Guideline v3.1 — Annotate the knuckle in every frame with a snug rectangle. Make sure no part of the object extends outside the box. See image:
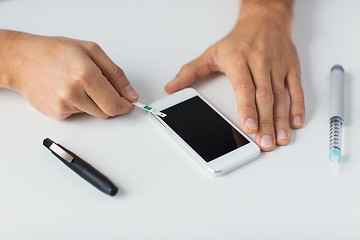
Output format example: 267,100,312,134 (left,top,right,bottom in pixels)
84,41,101,52
70,65,95,87
238,103,257,114
179,63,198,79
104,104,120,117
225,51,245,67
110,65,126,82
180,63,192,73
274,115,288,123
103,102,132,117
234,81,255,93
292,101,305,109
227,51,242,61
117,104,133,115
58,86,77,101
296,88,305,98
71,66,88,81
289,67,301,80
223,52,250,76
256,87,273,101
259,119,273,128
53,100,69,117
273,87,286,99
